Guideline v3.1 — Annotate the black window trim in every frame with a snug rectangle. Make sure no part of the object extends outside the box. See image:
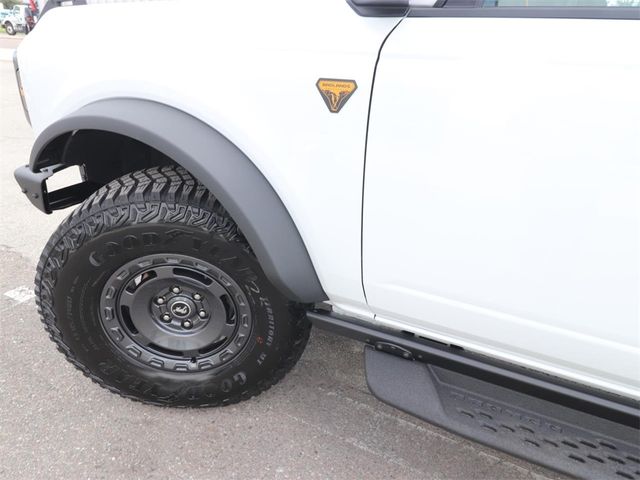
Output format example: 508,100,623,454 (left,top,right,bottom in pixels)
347,0,640,18
410,5,640,19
